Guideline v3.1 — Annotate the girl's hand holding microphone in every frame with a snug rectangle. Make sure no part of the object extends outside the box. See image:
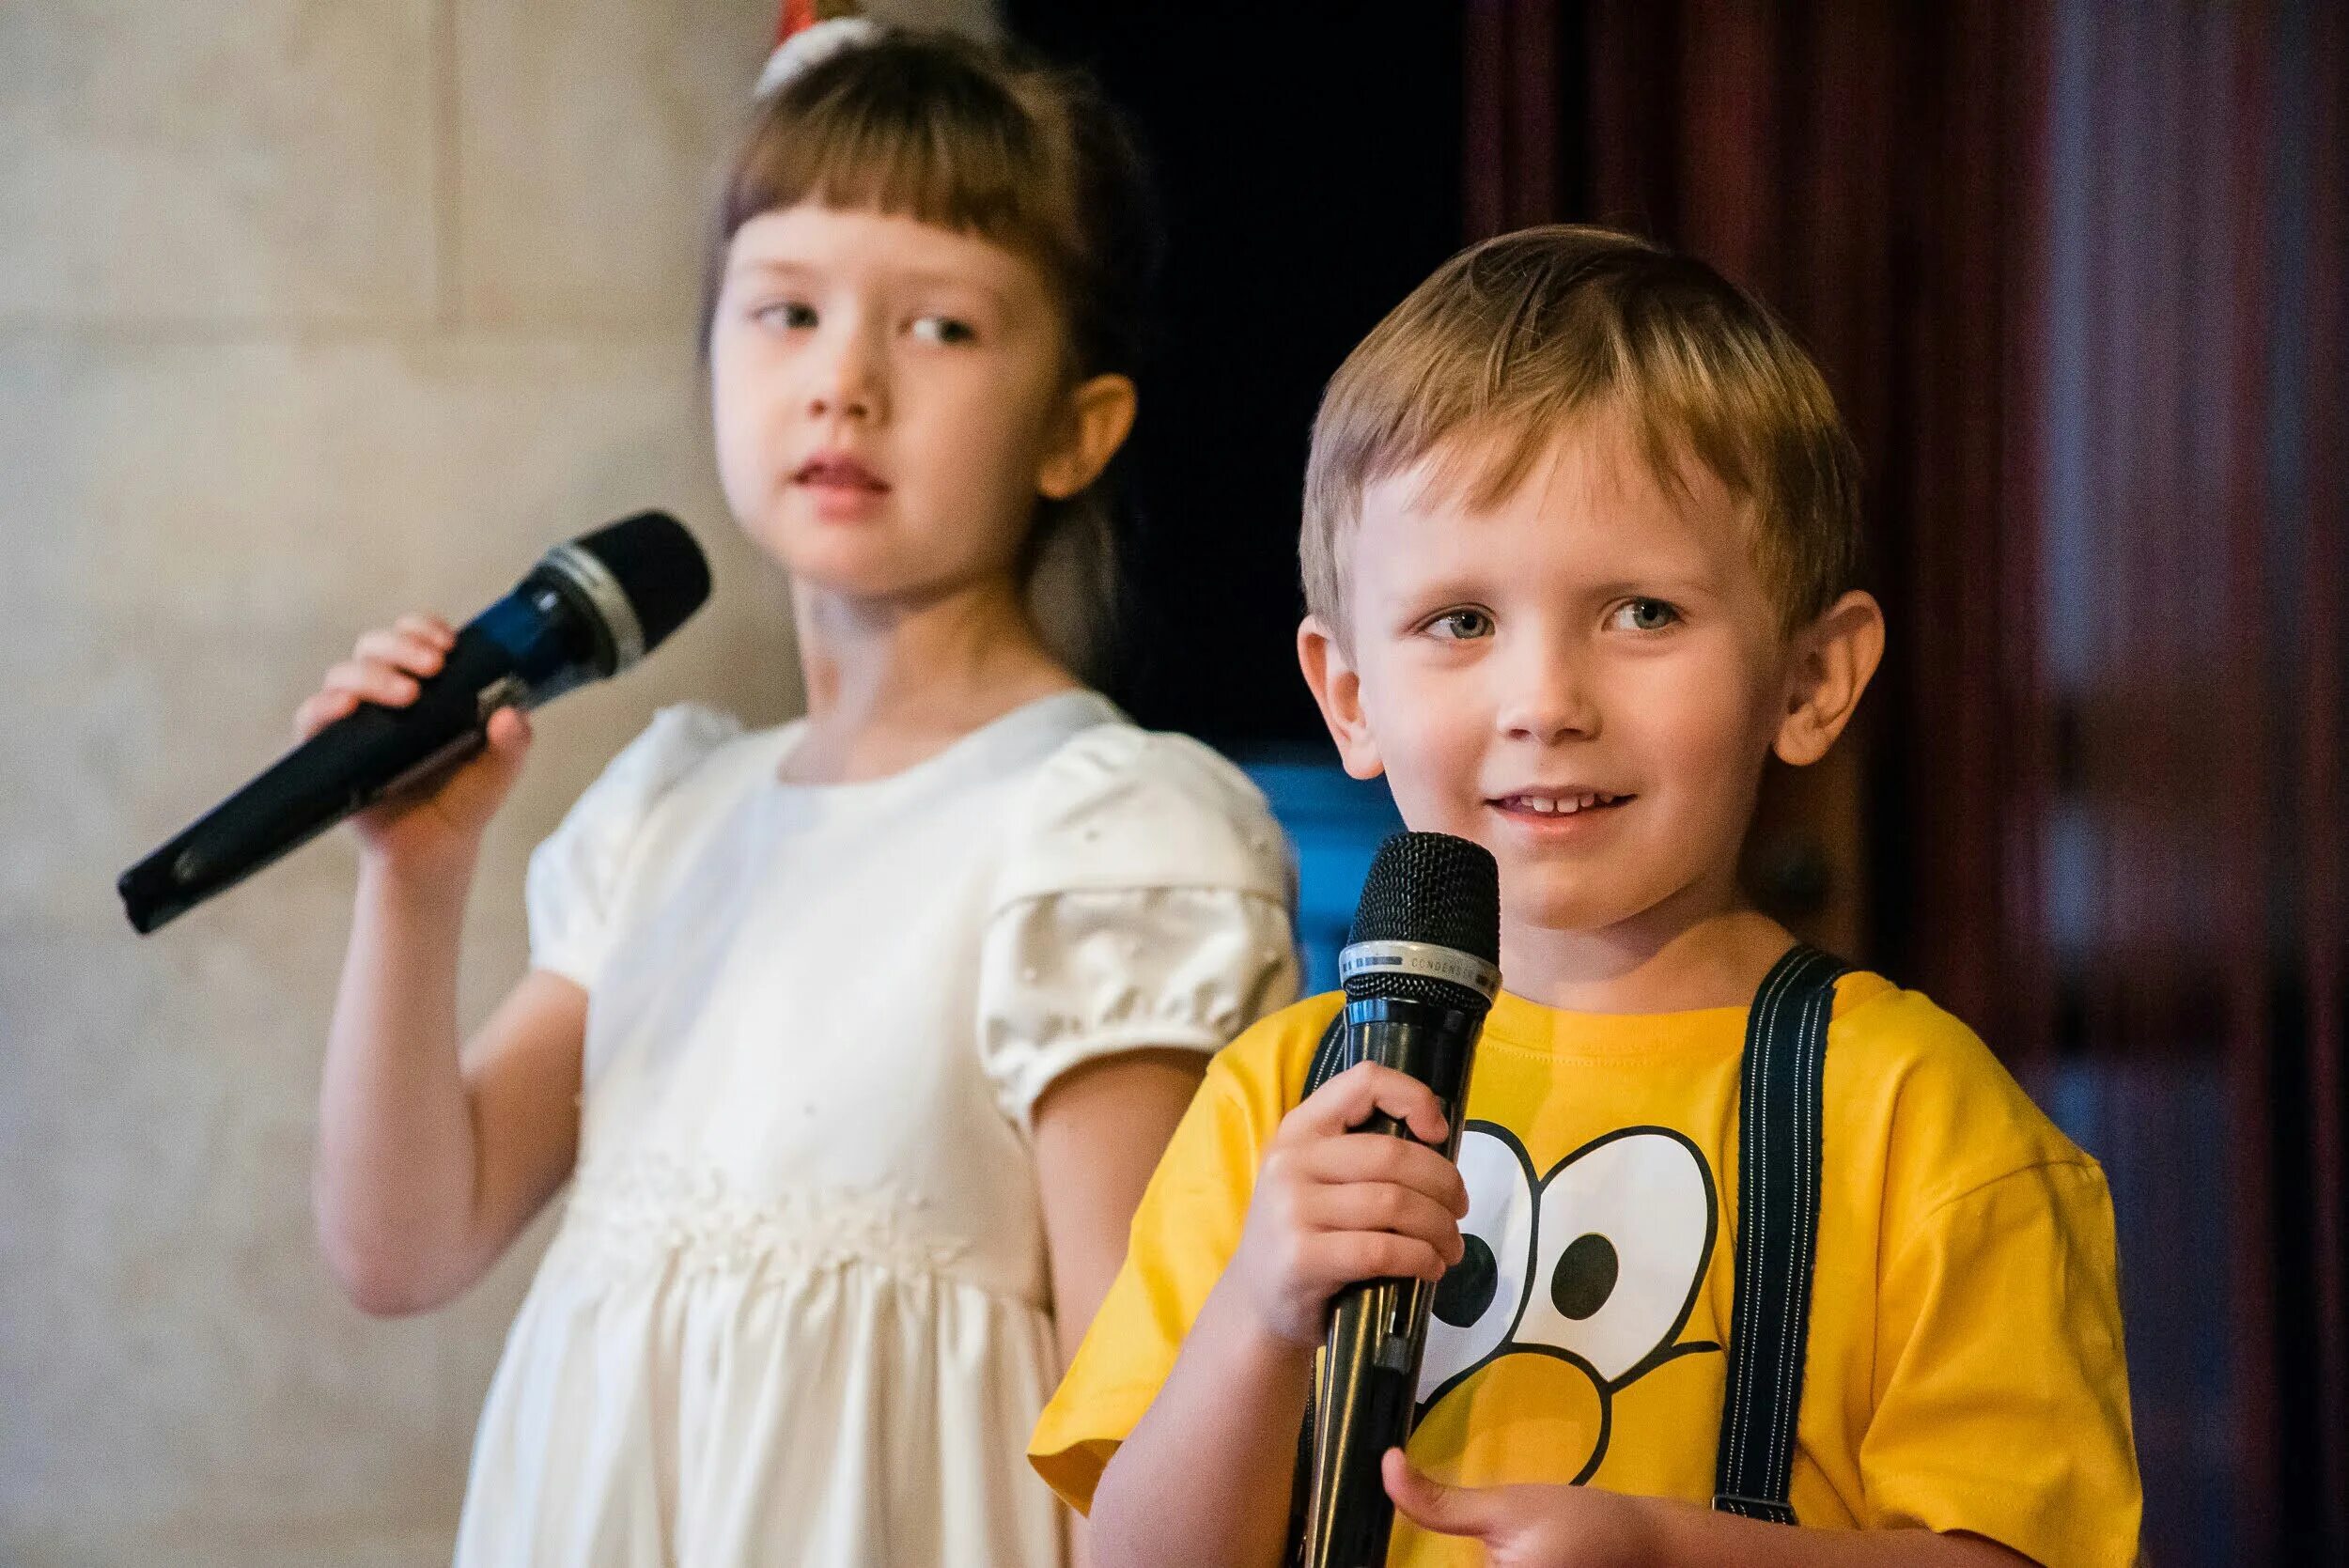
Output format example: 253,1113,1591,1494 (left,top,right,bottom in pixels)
293,613,533,874
1221,1060,1471,1350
